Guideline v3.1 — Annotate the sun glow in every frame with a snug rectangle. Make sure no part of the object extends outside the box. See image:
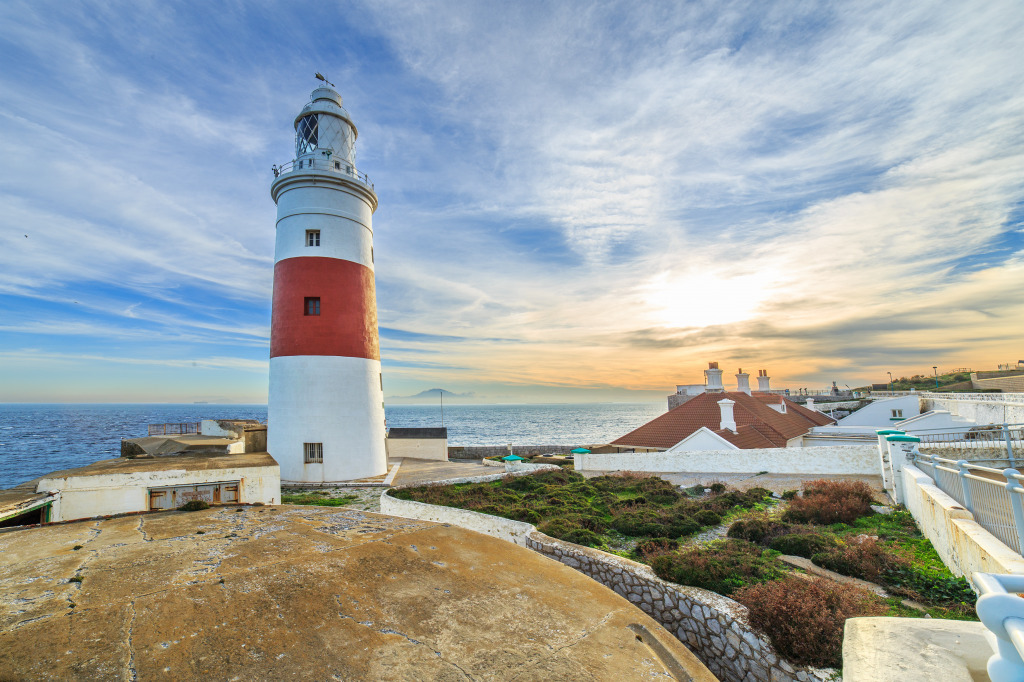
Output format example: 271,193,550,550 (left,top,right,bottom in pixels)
642,272,769,329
